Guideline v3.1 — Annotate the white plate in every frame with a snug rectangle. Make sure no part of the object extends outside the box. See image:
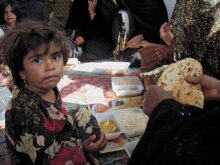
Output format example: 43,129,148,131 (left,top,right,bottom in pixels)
65,61,130,75
94,62,130,74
